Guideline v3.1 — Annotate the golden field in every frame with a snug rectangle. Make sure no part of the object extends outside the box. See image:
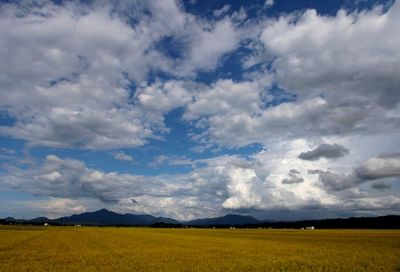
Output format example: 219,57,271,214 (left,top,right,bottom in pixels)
0,226,399,271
